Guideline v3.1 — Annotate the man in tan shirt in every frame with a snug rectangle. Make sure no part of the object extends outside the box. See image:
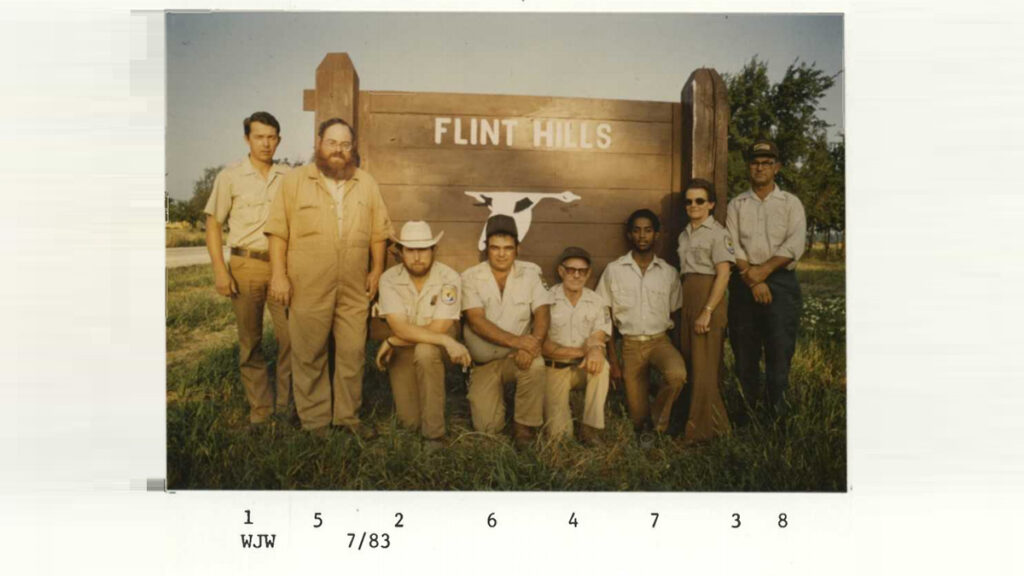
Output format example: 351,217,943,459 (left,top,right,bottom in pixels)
462,215,551,448
375,221,471,447
726,139,807,421
265,117,392,437
542,247,611,445
597,209,687,434
203,111,292,426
